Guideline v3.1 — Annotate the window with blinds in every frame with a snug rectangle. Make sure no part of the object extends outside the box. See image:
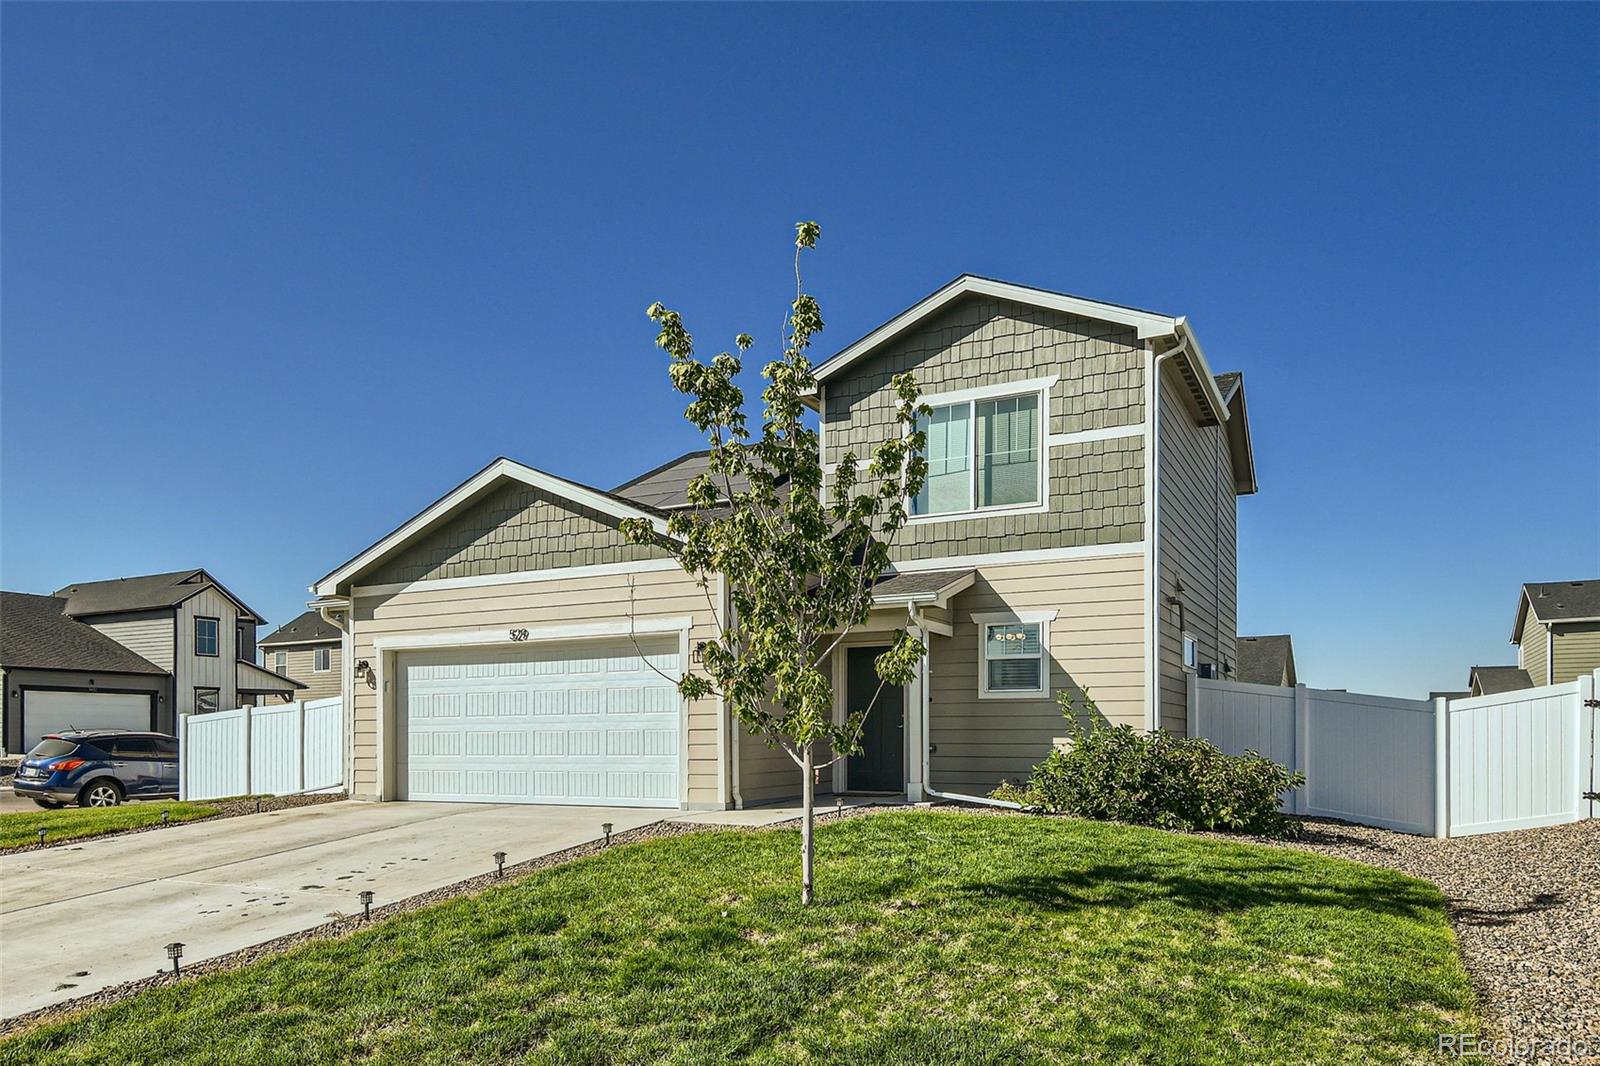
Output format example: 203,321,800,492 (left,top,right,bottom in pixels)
911,390,1041,517
984,622,1043,693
